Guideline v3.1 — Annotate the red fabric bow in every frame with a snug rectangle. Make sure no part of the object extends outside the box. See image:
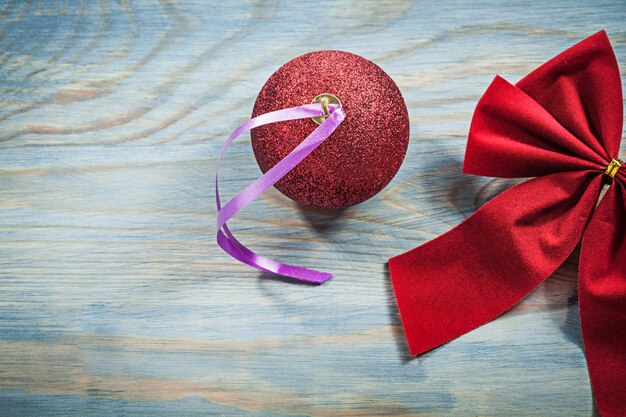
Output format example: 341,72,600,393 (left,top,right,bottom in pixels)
389,30,625,417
